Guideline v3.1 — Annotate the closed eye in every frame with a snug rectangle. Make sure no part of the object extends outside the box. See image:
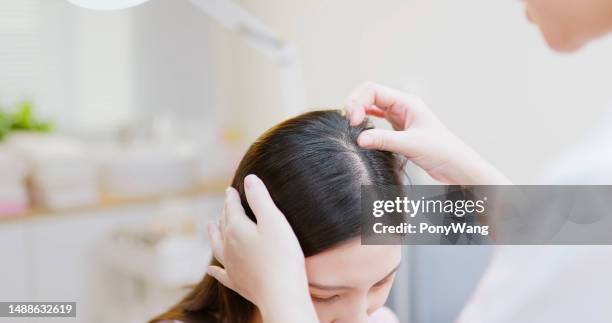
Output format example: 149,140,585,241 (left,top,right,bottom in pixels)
311,294,340,304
